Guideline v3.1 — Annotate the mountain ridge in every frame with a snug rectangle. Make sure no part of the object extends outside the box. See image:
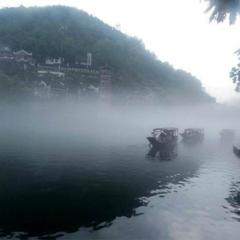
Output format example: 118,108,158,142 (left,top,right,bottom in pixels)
0,5,215,104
